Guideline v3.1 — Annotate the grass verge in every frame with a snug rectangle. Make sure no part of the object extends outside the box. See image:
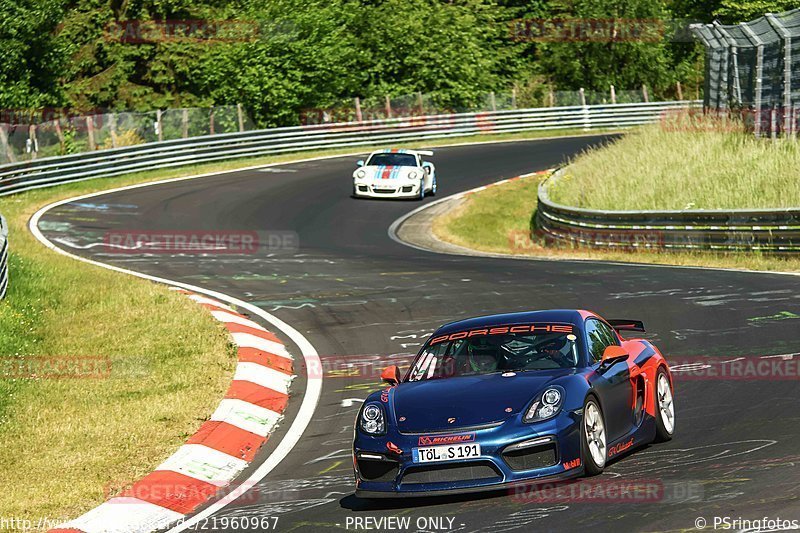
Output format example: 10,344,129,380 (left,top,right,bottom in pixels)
434,174,800,273
0,195,237,523
0,126,613,524
547,124,800,210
